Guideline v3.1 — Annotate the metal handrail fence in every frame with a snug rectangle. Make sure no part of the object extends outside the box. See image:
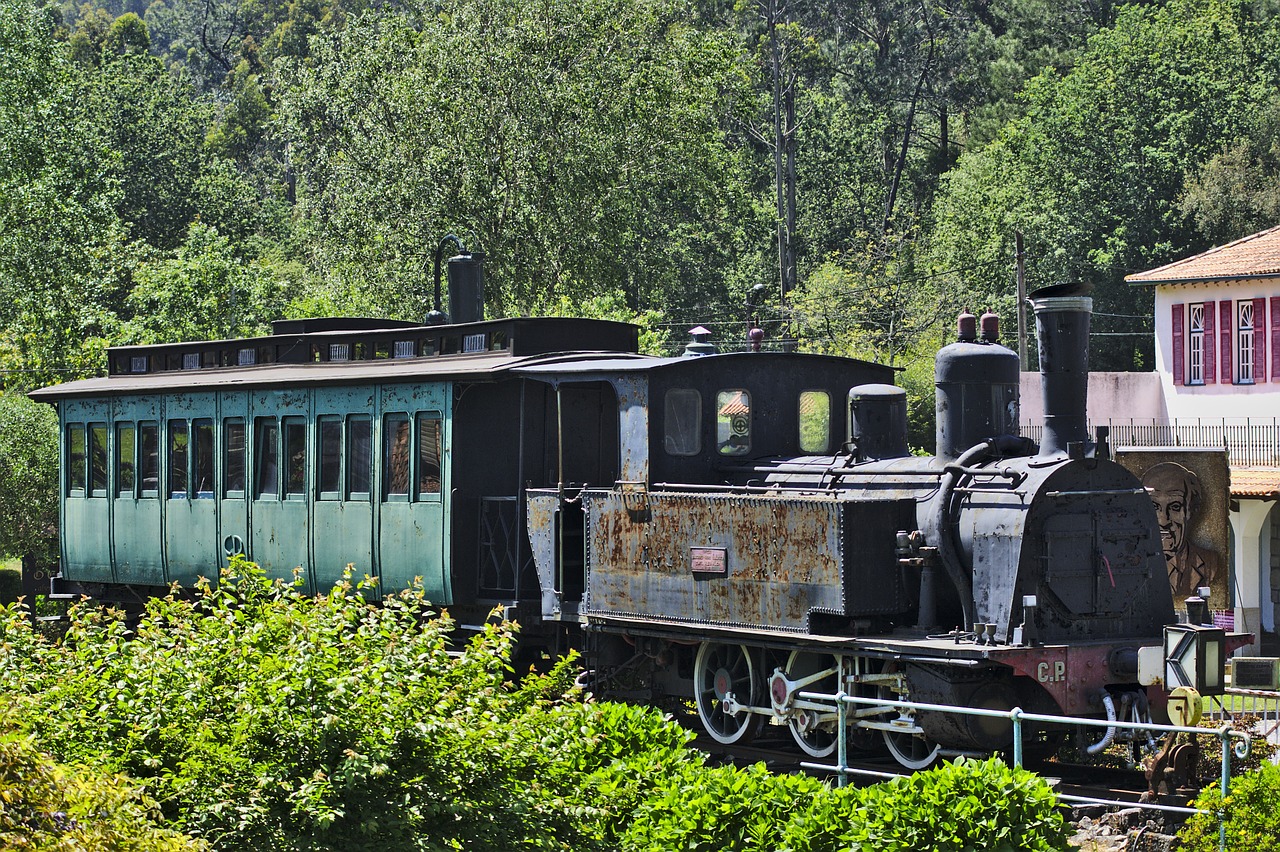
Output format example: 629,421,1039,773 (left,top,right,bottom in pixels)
797,688,1252,852
1205,689,1280,758
1022,418,1280,467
